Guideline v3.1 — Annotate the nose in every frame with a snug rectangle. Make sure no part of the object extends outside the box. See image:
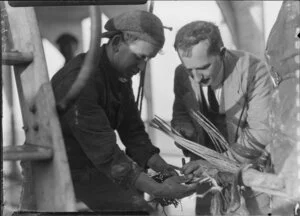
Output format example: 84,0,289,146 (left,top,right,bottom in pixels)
132,70,140,75
191,70,206,83
191,69,203,78
137,59,147,71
